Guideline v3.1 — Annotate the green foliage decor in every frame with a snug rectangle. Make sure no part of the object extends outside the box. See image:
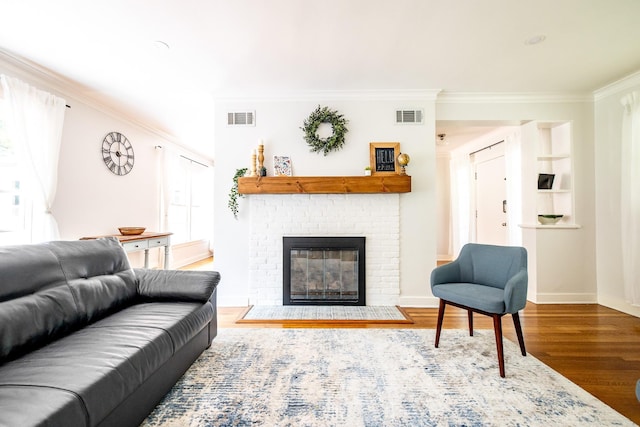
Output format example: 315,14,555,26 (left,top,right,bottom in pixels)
228,168,248,219
301,105,349,156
